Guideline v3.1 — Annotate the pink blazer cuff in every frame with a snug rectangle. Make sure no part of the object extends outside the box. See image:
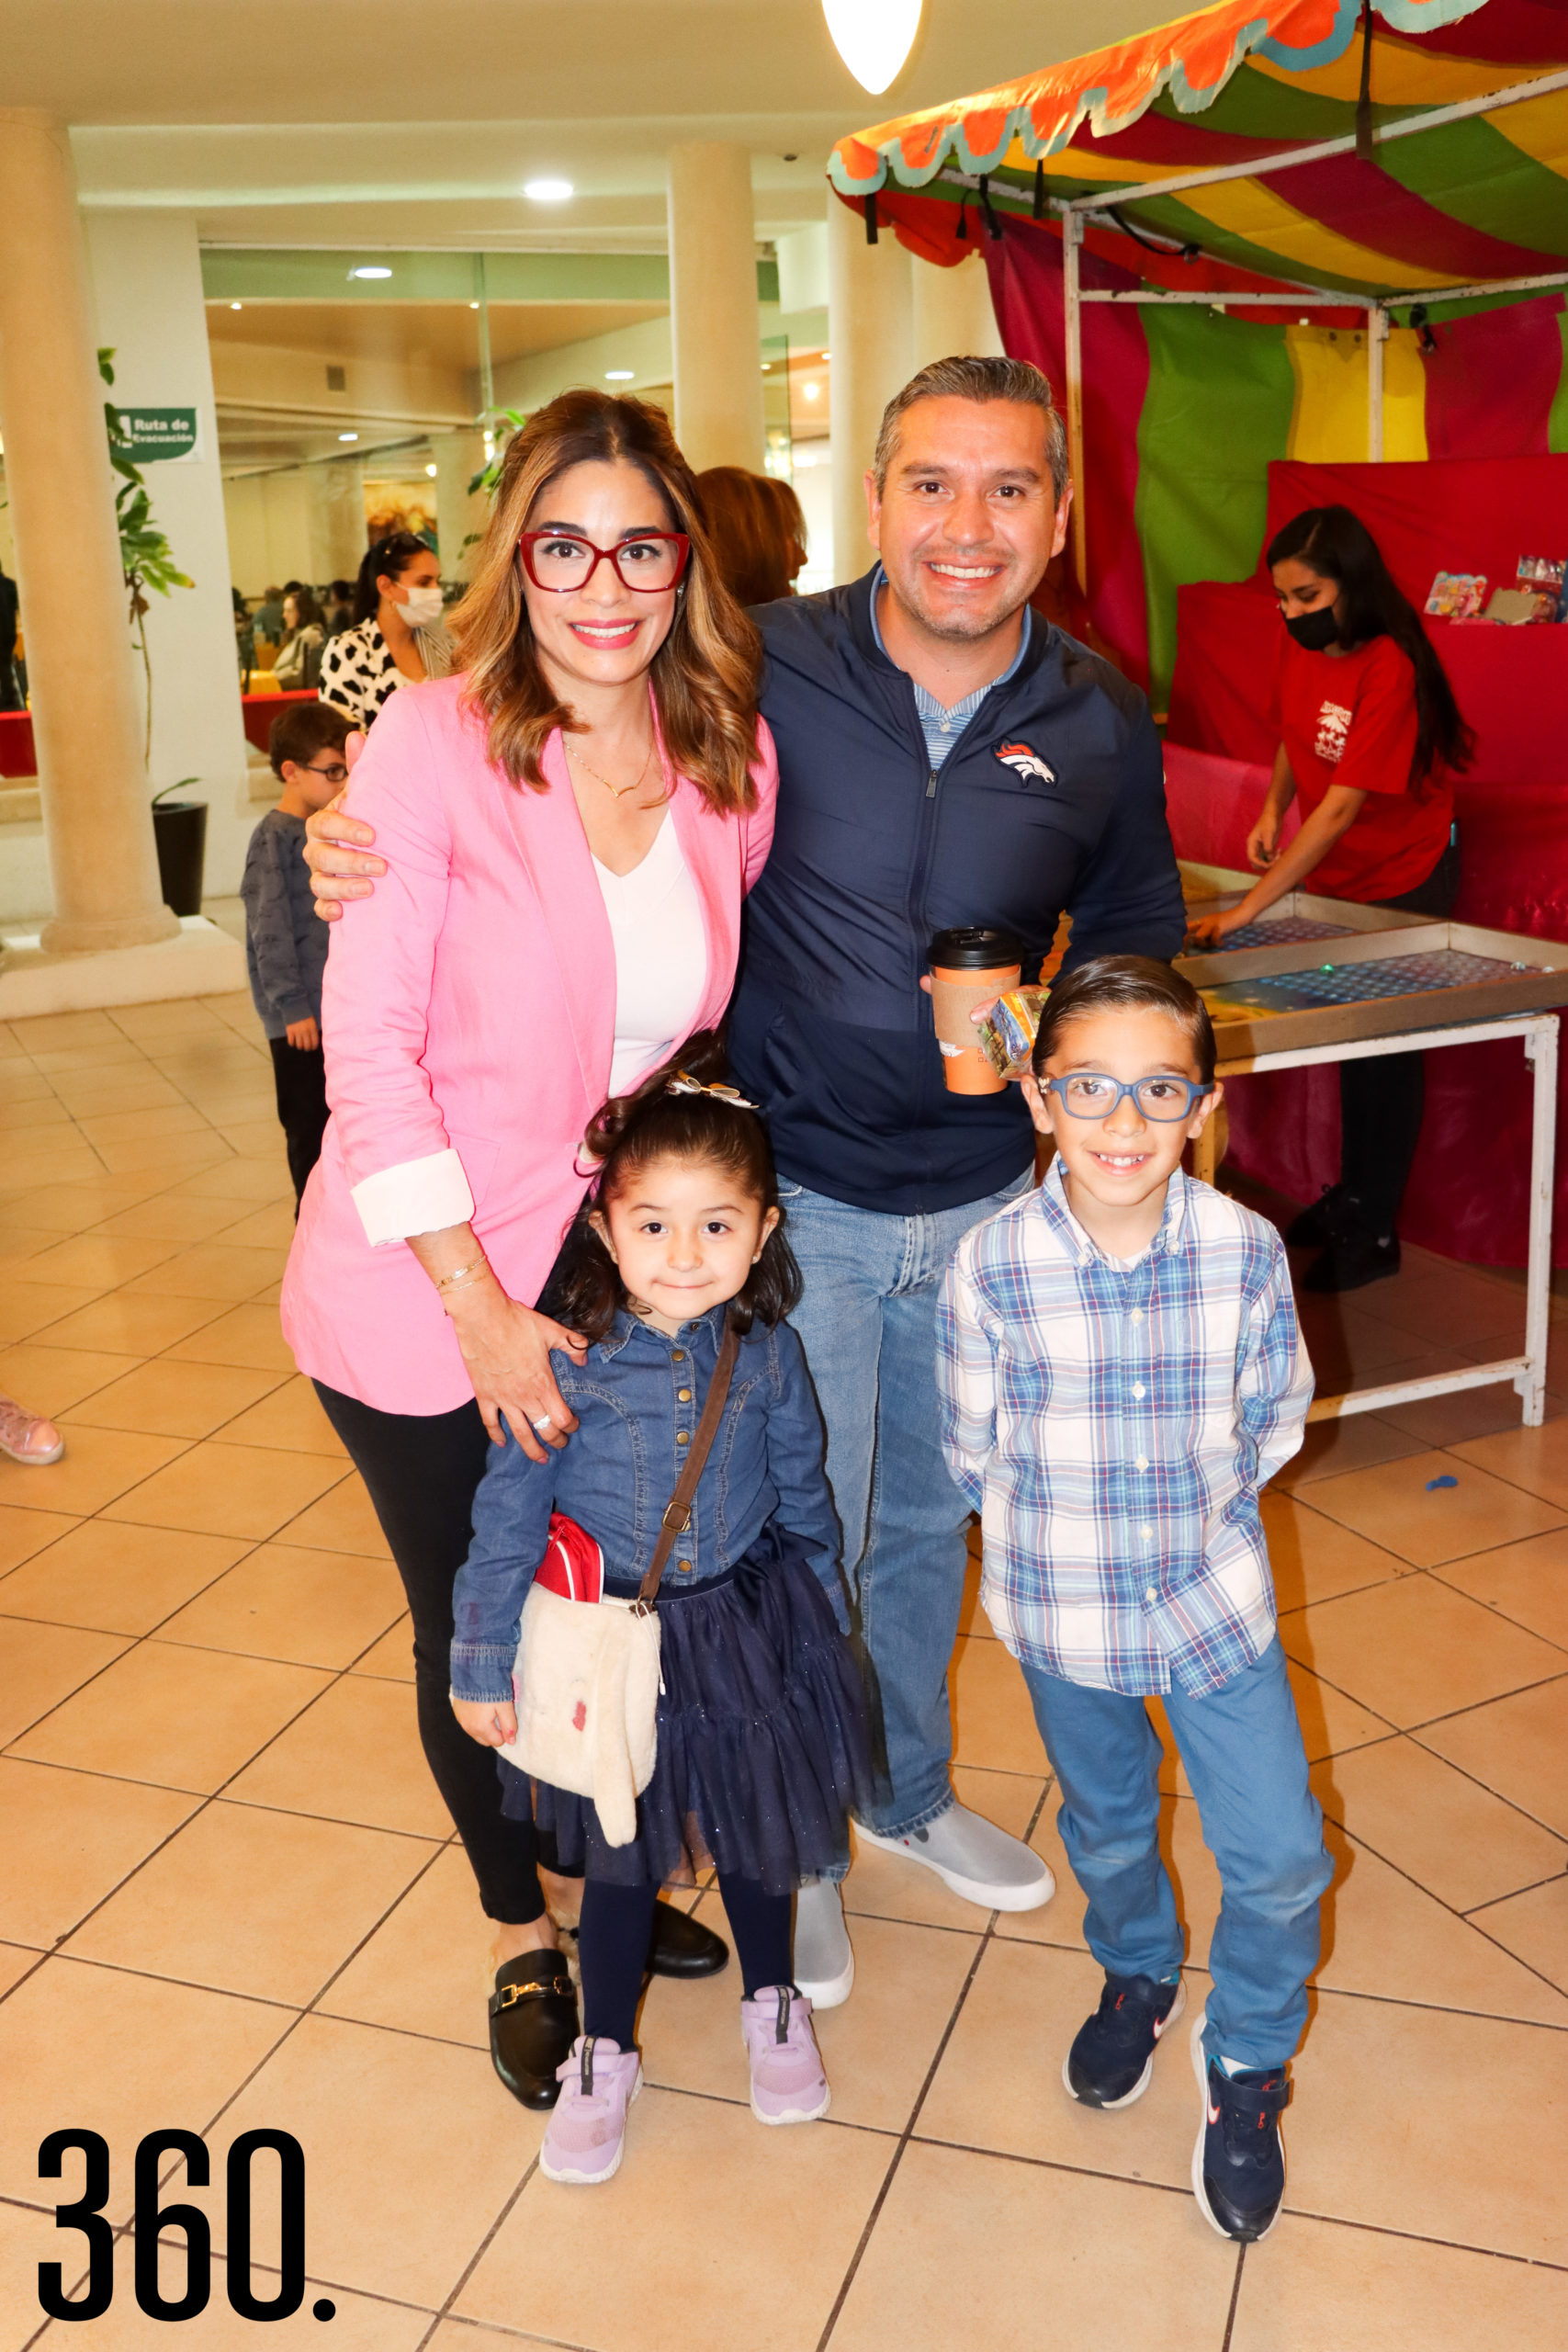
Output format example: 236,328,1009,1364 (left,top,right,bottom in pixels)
351,1147,476,1247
